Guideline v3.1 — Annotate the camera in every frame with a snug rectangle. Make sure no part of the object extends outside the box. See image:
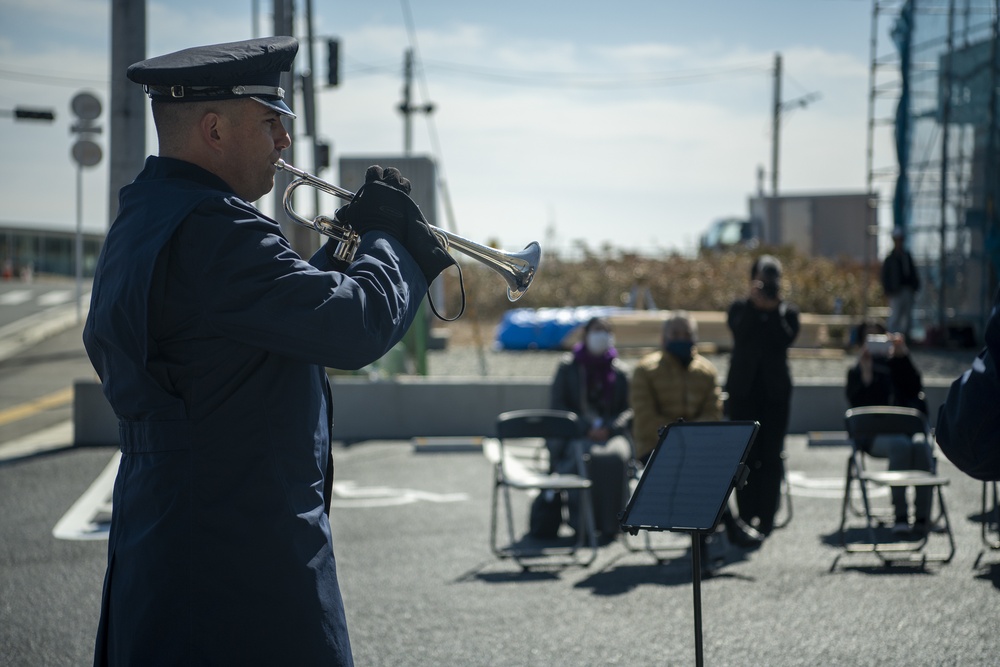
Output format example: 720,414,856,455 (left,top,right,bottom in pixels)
866,334,892,357
756,279,780,300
